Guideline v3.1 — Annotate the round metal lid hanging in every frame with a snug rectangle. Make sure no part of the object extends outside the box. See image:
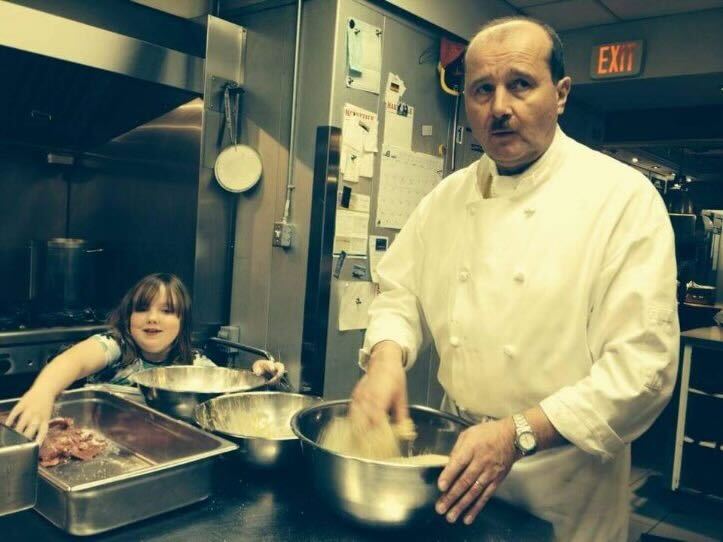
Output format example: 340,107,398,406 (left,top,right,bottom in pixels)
214,84,262,193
